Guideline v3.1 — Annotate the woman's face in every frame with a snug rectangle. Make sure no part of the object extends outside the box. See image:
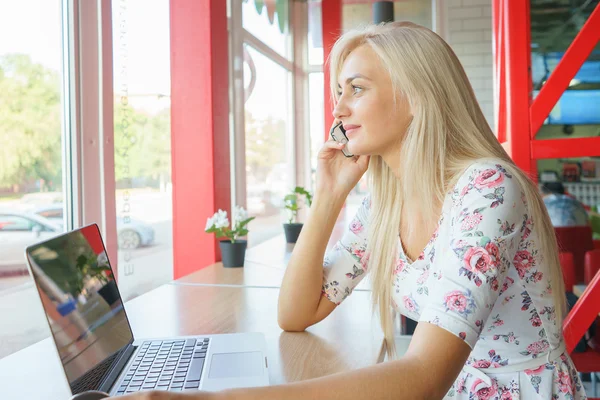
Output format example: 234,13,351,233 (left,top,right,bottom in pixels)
333,45,412,159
